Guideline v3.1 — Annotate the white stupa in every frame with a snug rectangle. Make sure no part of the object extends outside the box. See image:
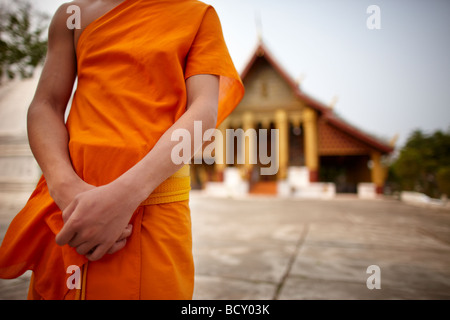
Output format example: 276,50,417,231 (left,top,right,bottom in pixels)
0,70,42,194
